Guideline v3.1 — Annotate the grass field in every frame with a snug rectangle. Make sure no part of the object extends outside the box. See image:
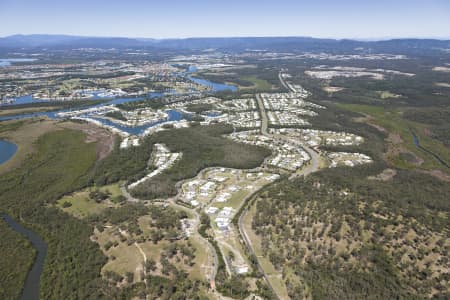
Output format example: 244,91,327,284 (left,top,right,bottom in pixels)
238,76,272,91
94,203,210,284
187,235,210,281
56,183,123,218
377,91,402,99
